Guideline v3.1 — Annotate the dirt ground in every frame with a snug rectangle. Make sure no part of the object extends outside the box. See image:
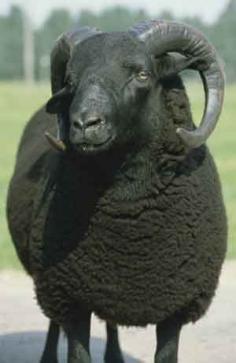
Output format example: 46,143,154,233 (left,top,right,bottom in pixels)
0,261,235,363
